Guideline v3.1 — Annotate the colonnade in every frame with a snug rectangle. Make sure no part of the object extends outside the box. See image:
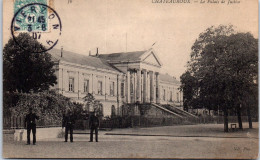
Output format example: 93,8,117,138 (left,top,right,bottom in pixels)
125,68,160,104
